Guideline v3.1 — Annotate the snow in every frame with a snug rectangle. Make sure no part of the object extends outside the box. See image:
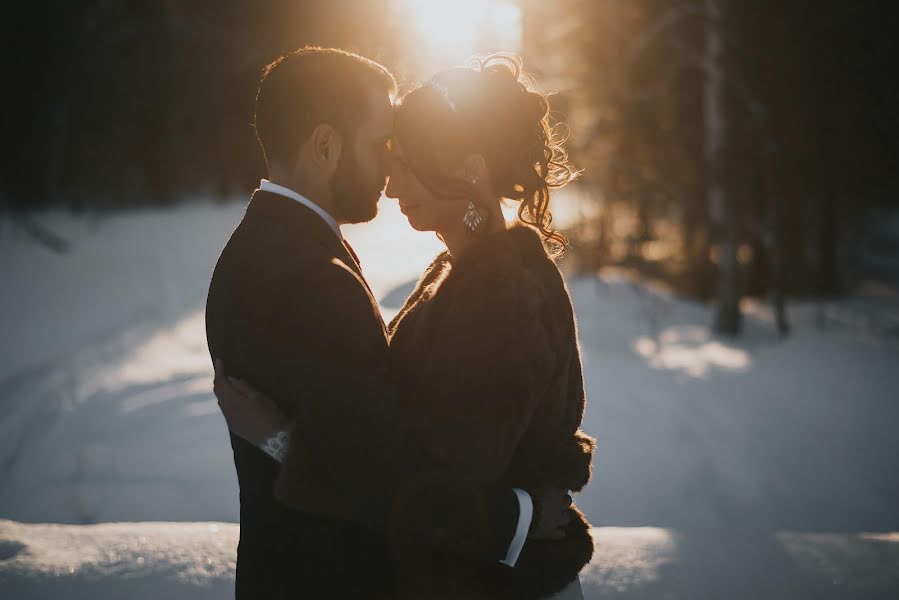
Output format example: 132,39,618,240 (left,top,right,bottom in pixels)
573,272,899,534
2,521,897,598
0,519,236,599
0,199,445,524
2,200,899,597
